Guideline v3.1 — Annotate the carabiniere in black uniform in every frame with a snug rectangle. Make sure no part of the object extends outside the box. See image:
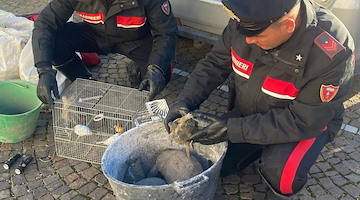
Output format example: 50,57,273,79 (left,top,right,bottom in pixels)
32,0,177,82
177,0,354,196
